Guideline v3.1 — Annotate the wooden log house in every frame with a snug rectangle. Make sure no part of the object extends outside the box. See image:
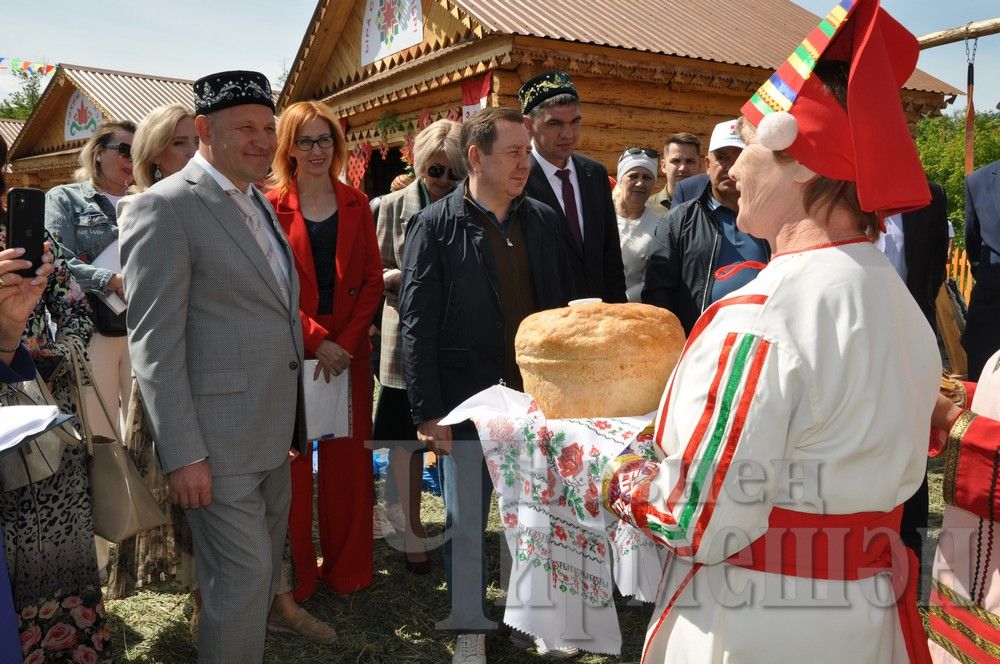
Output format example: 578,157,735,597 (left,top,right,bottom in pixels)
6,64,195,191
279,0,960,194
